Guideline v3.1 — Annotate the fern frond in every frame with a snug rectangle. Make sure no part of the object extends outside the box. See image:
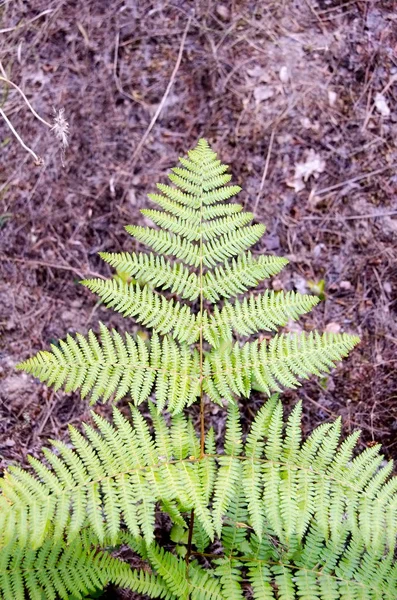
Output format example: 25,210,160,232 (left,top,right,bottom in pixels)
0,539,121,600
17,325,200,412
202,224,265,267
215,558,244,600
204,291,319,345
82,279,199,343
146,544,189,598
202,253,288,302
0,407,213,549
141,210,254,242
213,404,243,536
125,225,201,267
1,398,397,597
205,332,360,400
99,251,201,300
100,251,287,304
19,139,359,414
